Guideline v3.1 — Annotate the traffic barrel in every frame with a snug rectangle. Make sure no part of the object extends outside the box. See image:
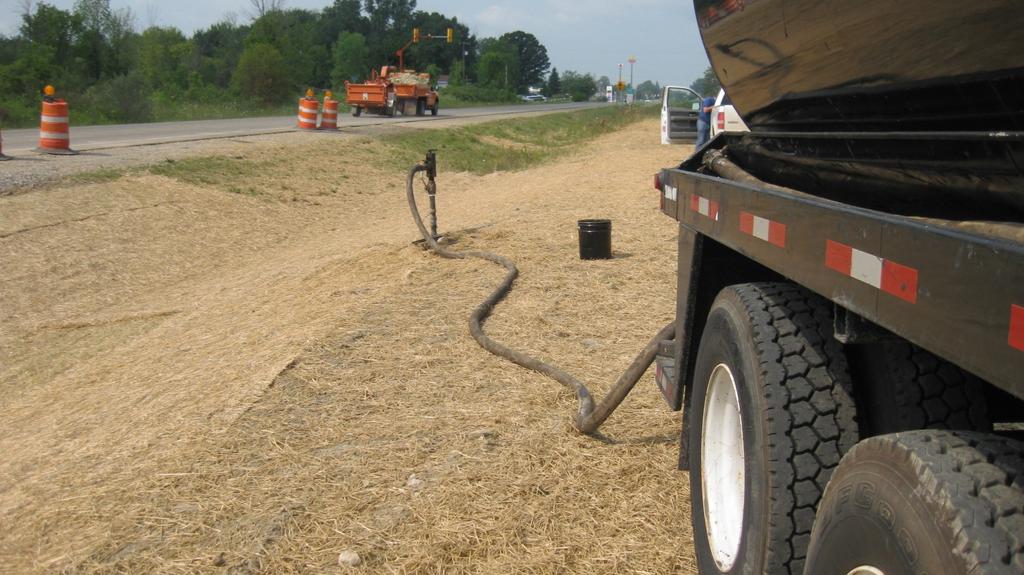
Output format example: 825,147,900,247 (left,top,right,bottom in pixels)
0,130,11,161
35,85,77,155
320,91,338,130
297,88,319,130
